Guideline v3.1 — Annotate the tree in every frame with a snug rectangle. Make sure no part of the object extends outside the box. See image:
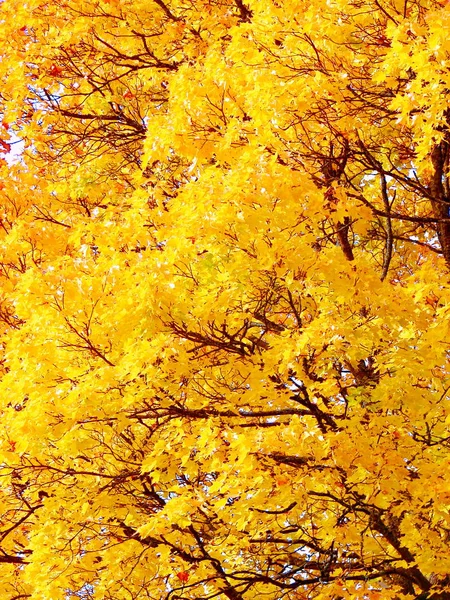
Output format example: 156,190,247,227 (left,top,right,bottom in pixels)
0,0,449,598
